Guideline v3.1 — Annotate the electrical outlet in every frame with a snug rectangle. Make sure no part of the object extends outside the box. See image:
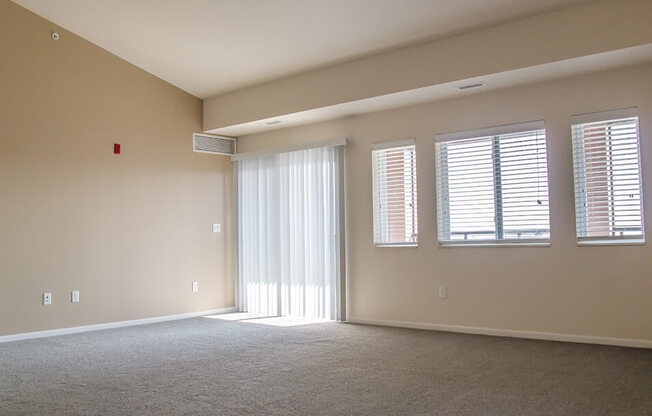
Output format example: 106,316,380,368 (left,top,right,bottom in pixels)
71,291,80,303
439,286,448,299
192,282,198,293
212,223,221,233
43,292,52,305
